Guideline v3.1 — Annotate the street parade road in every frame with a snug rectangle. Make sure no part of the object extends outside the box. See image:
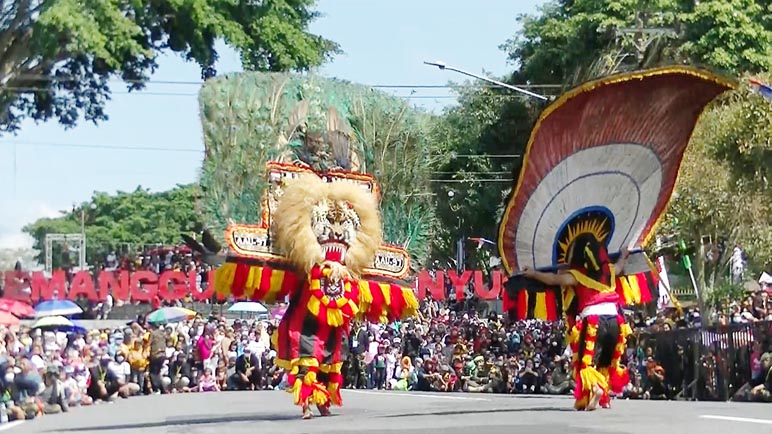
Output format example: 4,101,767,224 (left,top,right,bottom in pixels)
6,390,772,434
